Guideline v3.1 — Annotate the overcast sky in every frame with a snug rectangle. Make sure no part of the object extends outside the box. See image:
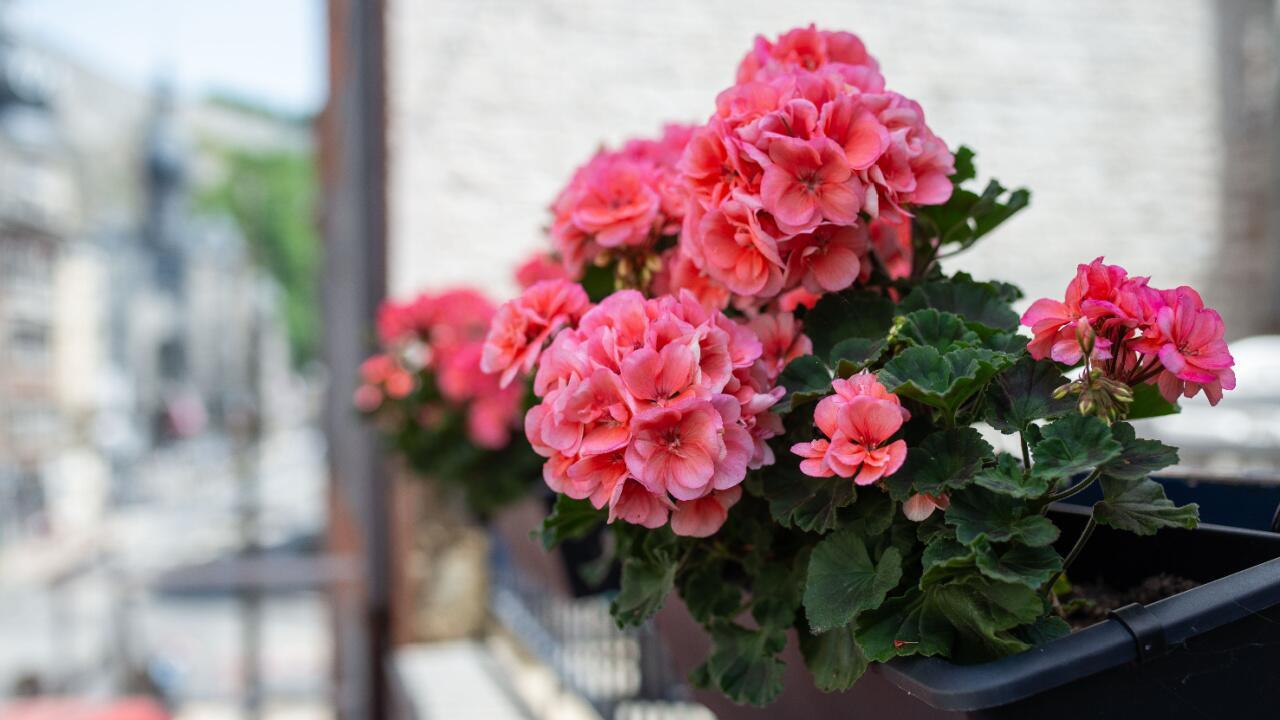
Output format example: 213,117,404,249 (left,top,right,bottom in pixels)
9,0,326,115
